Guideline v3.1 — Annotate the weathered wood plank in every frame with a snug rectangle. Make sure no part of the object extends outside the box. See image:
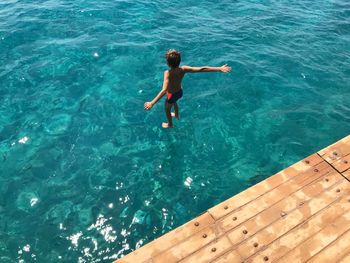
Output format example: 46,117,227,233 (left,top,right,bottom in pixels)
208,154,323,220
212,250,243,263
342,169,350,181
278,210,350,263
247,193,350,263
232,179,350,260
219,167,342,247
331,153,350,173
307,229,350,263
318,135,350,164
152,226,217,263
117,212,214,263
179,236,232,263
339,252,350,263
